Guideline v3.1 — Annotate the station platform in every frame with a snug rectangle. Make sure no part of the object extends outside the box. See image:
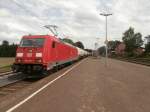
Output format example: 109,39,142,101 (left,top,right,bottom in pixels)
1,57,150,112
